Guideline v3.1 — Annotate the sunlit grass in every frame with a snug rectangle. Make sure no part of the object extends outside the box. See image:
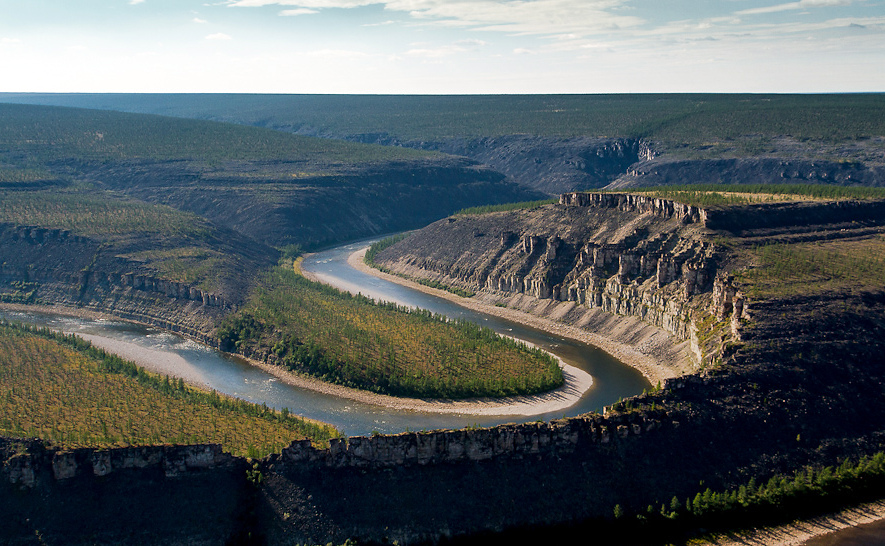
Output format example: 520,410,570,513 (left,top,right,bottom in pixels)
0,322,340,456
220,267,563,399
735,237,885,299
